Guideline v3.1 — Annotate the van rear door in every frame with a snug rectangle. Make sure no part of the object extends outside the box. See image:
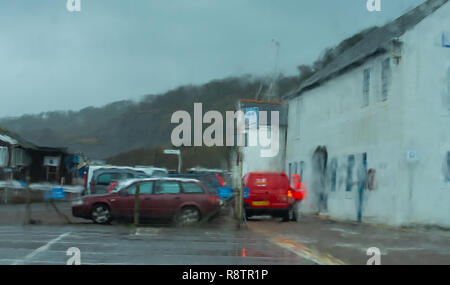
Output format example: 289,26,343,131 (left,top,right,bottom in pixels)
246,173,290,208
